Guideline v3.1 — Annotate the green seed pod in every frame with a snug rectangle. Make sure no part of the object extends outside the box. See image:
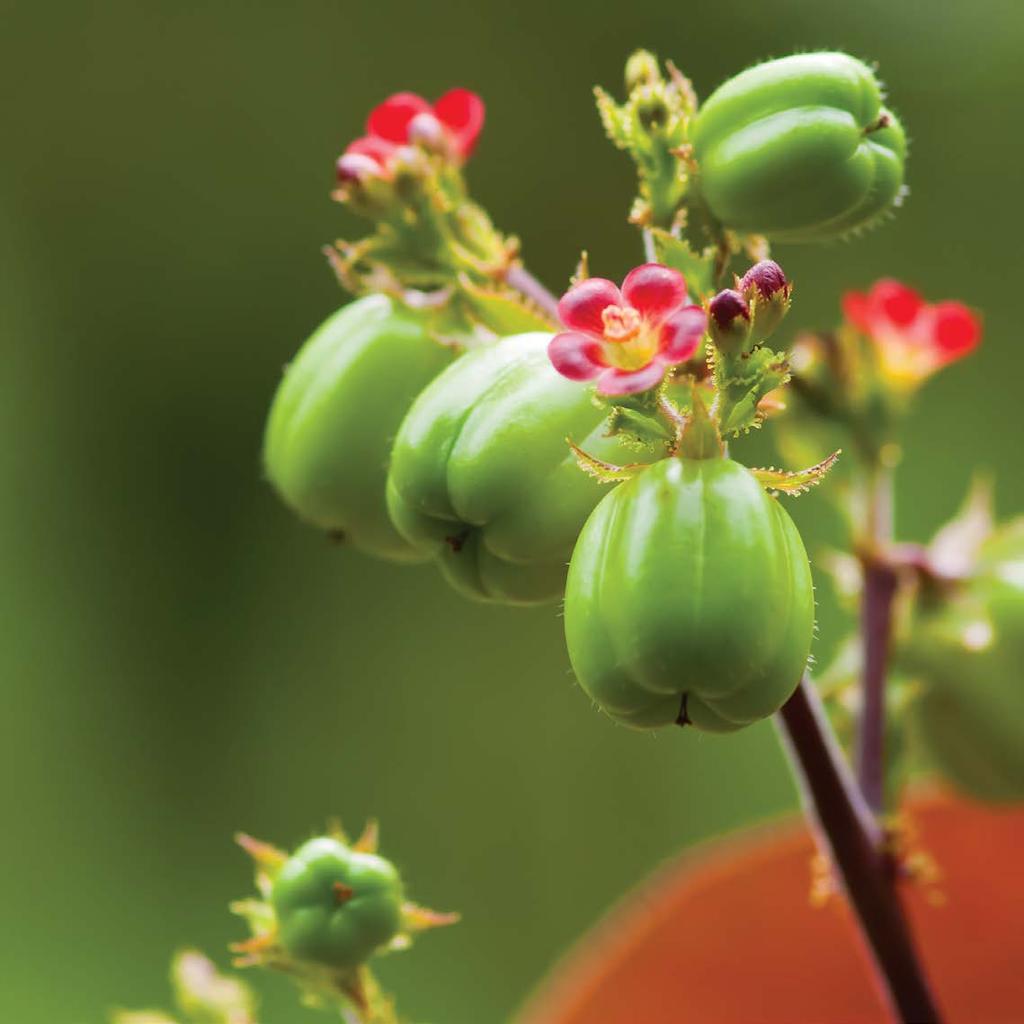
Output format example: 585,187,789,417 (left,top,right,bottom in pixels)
690,52,907,242
564,457,814,730
271,836,404,969
386,333,664,606
901,523,1024,801
263,295,455,561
